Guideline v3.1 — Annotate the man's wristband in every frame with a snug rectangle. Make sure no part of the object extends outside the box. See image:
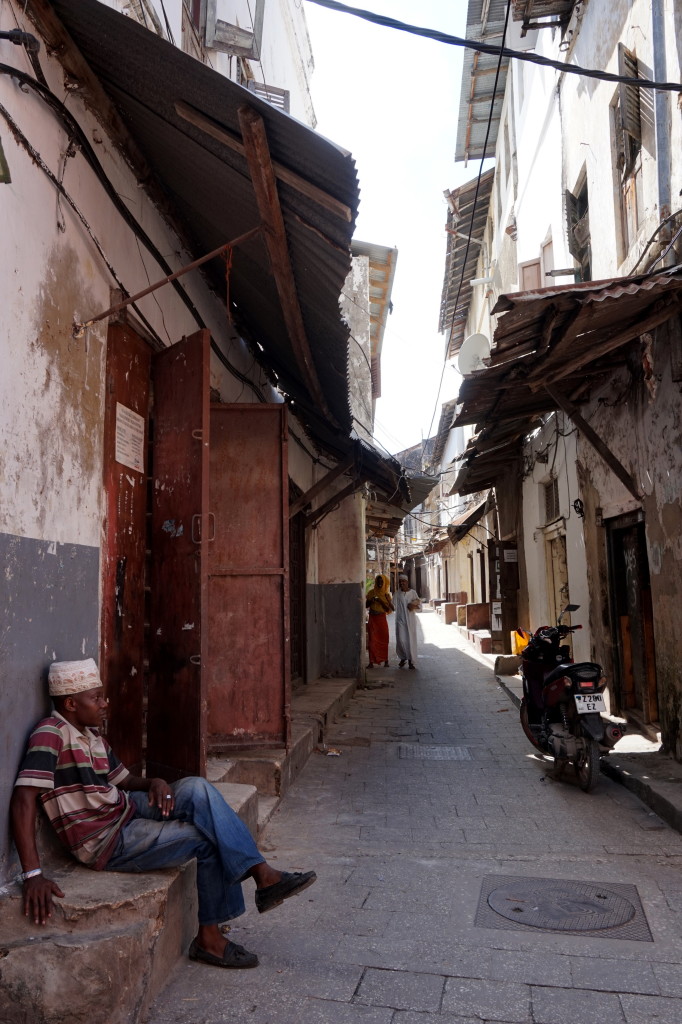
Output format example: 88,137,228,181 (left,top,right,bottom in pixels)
20,868,42,882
